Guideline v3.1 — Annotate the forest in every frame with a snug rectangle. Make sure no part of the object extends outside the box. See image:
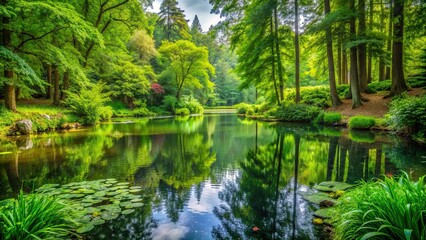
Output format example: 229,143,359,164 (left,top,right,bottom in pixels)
1,0,425,128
